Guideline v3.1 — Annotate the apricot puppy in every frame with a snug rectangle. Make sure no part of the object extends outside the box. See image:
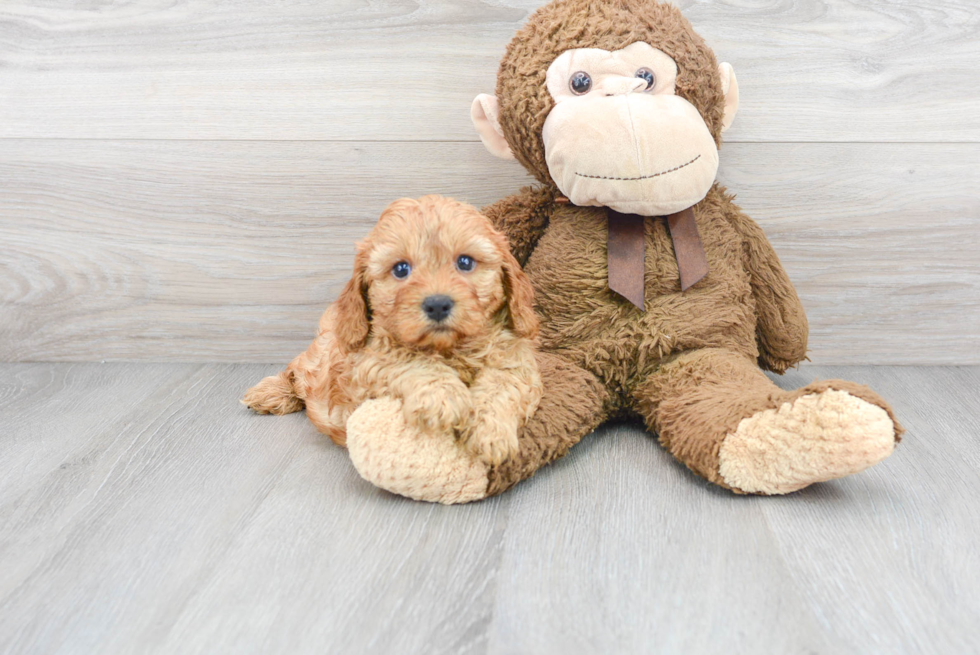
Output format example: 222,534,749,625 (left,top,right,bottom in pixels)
244,195,542,467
